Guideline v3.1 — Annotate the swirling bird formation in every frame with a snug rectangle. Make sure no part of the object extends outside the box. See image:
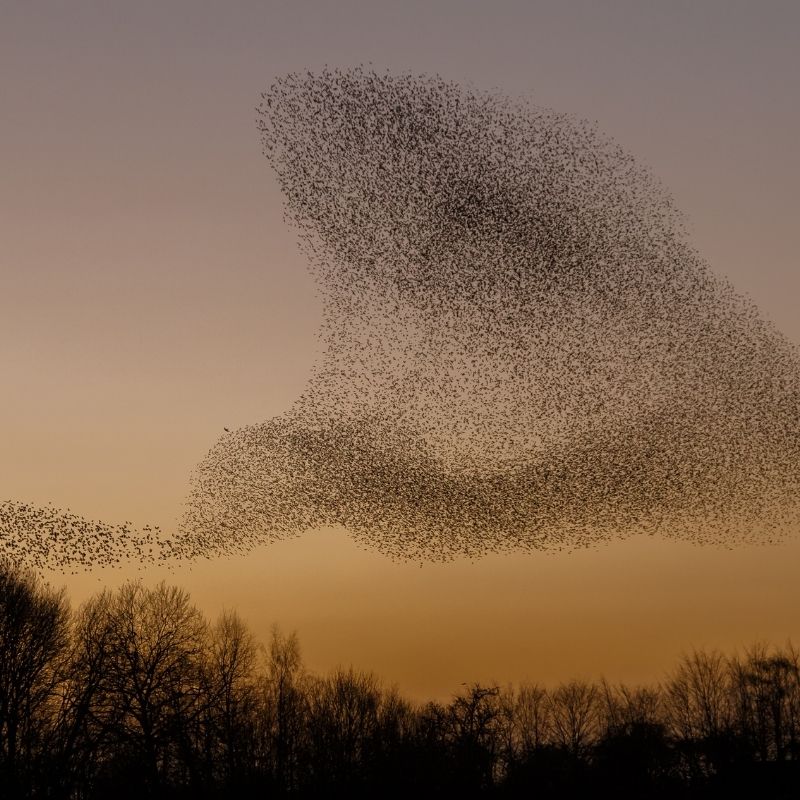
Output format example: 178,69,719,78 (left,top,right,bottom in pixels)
3,68,799,569
179,68,800,561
